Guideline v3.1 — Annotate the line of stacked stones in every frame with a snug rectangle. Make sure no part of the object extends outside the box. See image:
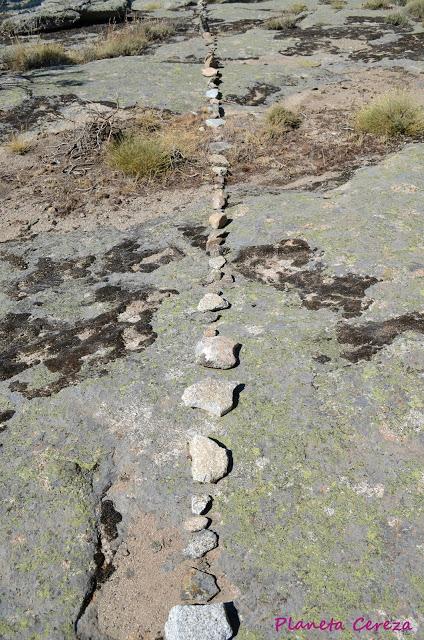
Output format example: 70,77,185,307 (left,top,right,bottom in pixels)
164,2,239,639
